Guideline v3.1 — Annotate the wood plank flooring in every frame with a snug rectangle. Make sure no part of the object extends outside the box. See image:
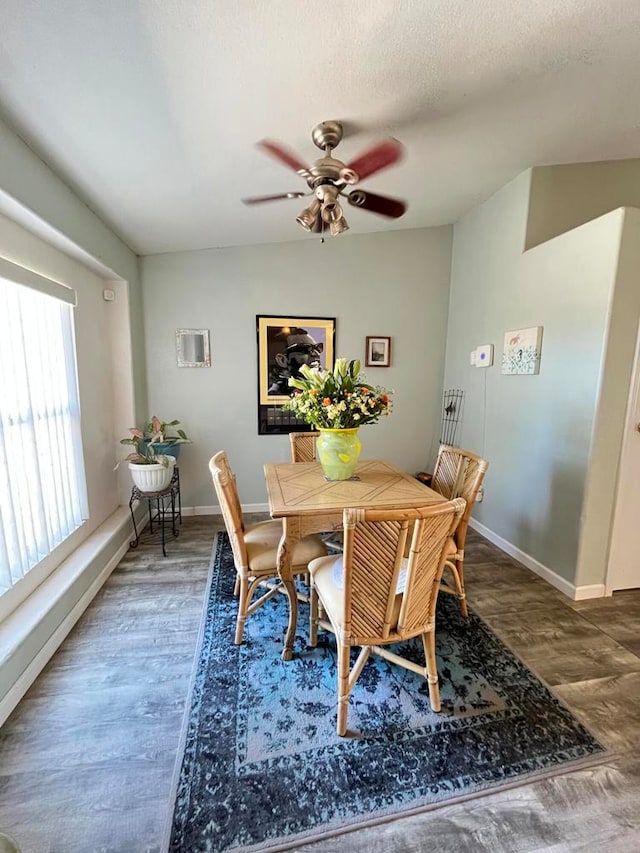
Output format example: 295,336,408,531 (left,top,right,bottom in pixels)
0,518,639,852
